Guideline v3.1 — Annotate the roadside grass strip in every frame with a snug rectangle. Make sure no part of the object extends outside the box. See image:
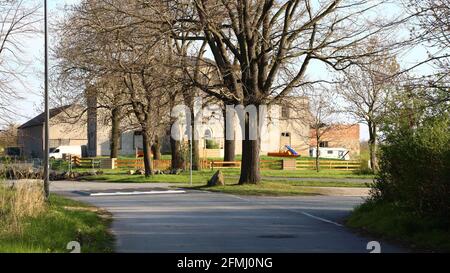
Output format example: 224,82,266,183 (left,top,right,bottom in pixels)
90,190,186,197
